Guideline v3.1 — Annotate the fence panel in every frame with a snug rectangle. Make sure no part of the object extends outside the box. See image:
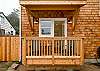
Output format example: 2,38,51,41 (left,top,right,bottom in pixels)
0,36,20,61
